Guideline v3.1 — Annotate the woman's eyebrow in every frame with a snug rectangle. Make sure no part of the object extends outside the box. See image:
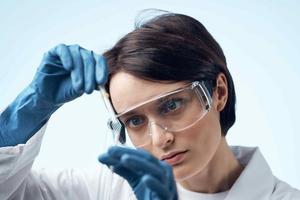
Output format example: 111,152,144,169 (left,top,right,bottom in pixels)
155,92,184,104
118,110,140,119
